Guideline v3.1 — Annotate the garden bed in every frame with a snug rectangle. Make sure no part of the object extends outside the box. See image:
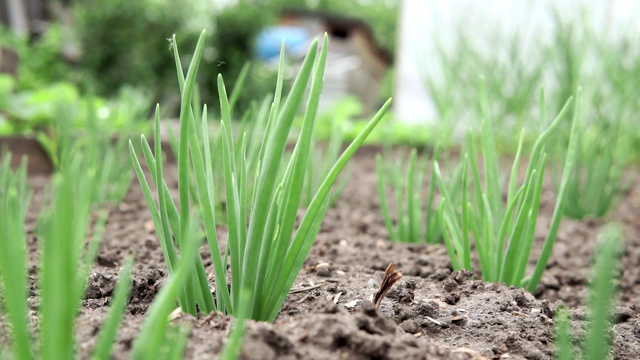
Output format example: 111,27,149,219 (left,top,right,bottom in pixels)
19,146,640,359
